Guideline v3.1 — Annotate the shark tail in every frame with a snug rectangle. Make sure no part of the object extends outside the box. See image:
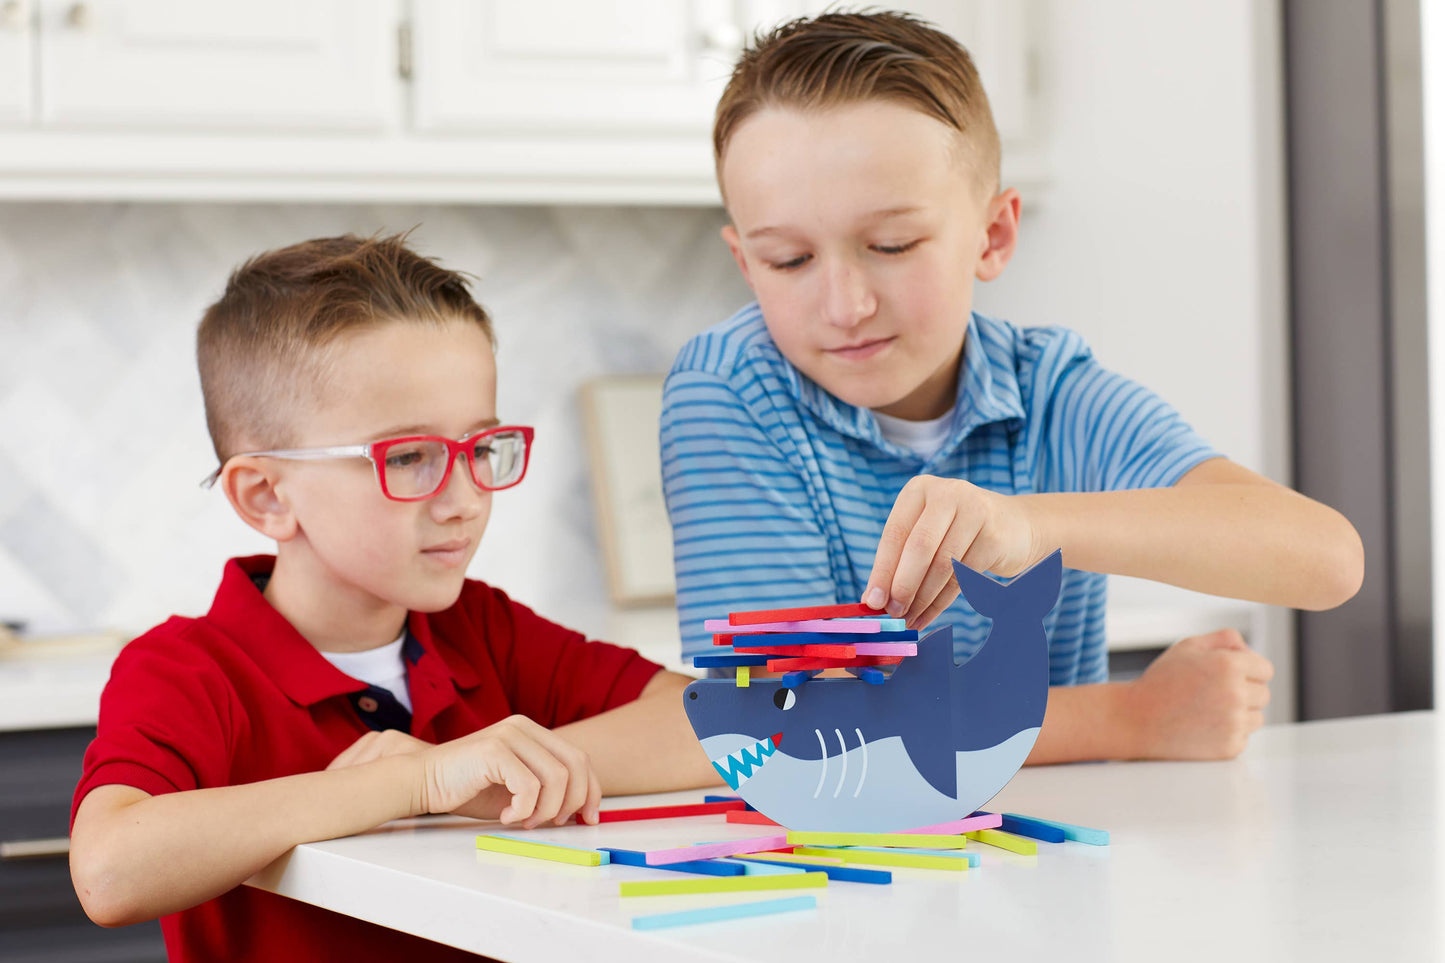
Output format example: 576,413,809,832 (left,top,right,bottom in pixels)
952,550,1062,620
